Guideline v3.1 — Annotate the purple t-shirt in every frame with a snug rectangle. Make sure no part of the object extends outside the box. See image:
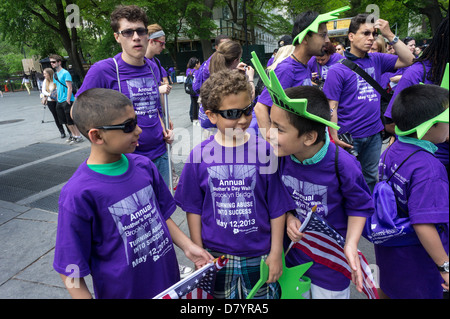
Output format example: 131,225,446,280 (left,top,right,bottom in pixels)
307,53,342,80
258,56,313,107
384,60,449,166
323,52,398,138
53,154,179,299
192,56,212,94
174,134,297,257
375,141,449,298
76,53,166,160
280,143,374,291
